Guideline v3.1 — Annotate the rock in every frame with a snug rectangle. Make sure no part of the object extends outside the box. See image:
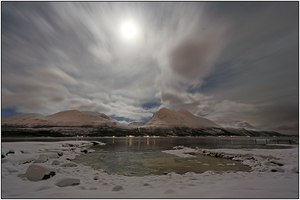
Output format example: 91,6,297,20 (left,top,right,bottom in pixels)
24,164,55,181
42,171,56,180
34,155,48,163
80,149,95,154
52,160,60,165
91,141,101,146
57,152,63,157
204,152,210,156
209,153,215,157
143,183,151,186
20,150,25,154
61,162,77,167
93,176,99,180
6,150,15,156
112,185,123,191
21,158,35,164
173,145,184,150
271,168,284,173
232,157,242,161
2,154,5,159
44,153,59,159
81,149,88,154
55,178,80,187
270,161,284,166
